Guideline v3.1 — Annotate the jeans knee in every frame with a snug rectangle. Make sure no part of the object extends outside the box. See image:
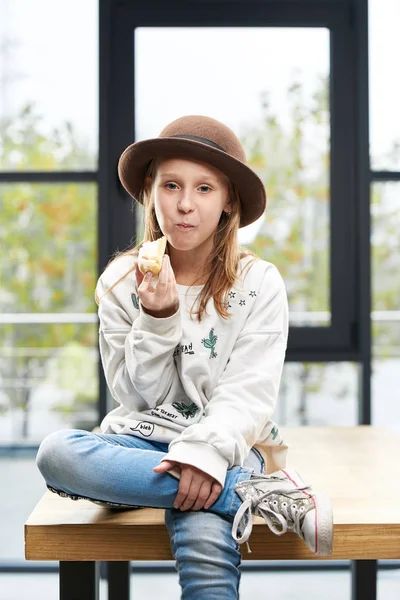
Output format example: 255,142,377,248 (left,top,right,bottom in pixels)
36,429,79,484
